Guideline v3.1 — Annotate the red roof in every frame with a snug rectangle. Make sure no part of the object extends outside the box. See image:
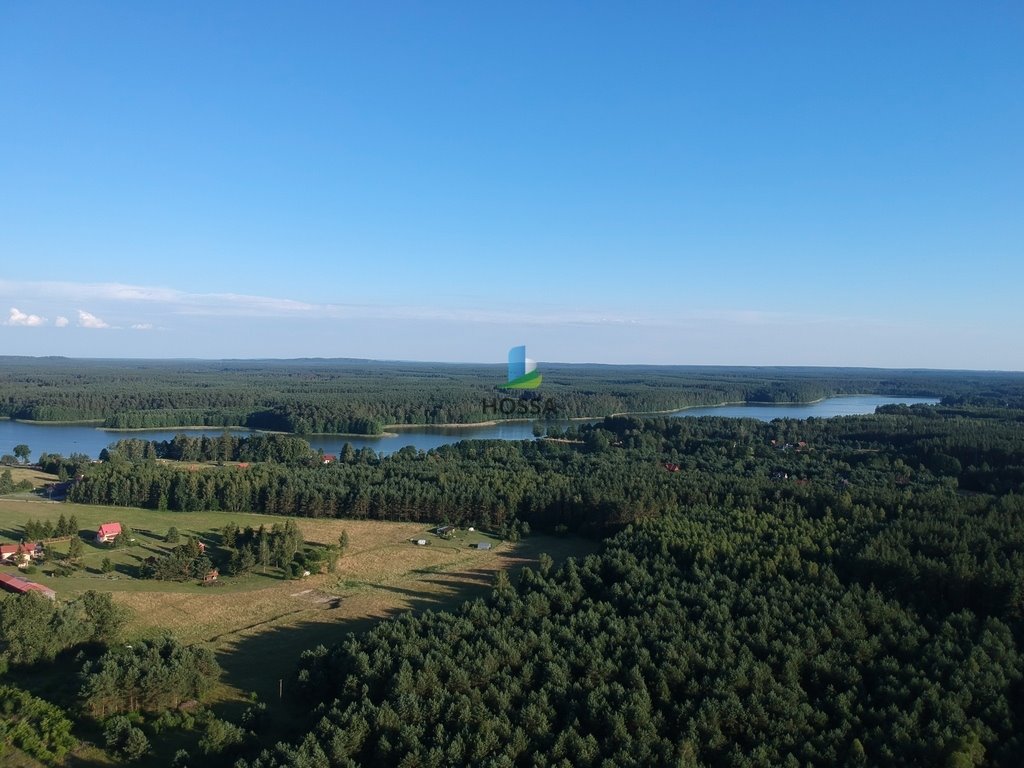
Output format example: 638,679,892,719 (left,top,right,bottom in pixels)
97,522,122,537
0,571,56,599
0,541,39,556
